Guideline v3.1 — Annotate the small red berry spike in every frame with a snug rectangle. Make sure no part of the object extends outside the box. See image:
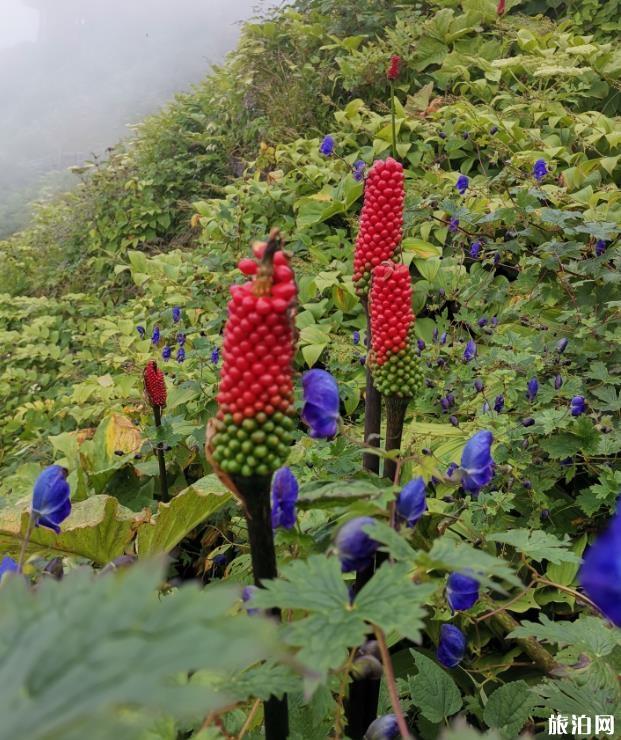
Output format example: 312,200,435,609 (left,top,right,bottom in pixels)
368,262,423,398
143,361,167,407
387,55,401,81
496,0,506,14
353,157,404,297
210,229,298,479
